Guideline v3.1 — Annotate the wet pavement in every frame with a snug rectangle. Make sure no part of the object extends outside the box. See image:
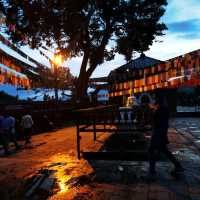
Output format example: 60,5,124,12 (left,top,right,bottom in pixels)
0,118,200,200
